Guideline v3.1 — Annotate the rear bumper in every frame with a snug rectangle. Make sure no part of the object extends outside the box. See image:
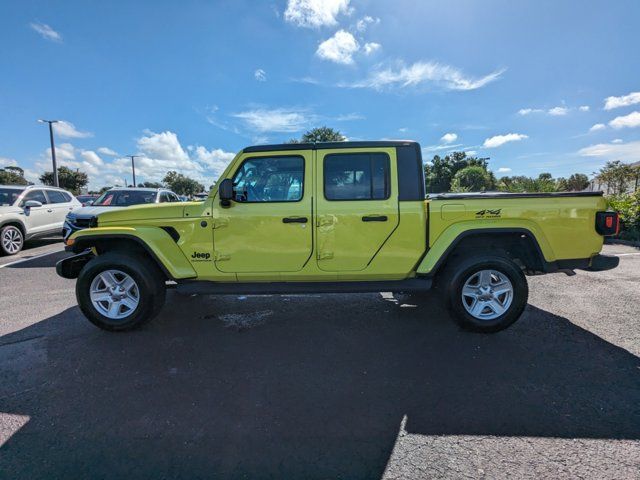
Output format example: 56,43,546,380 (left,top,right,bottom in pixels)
586,254,620,272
